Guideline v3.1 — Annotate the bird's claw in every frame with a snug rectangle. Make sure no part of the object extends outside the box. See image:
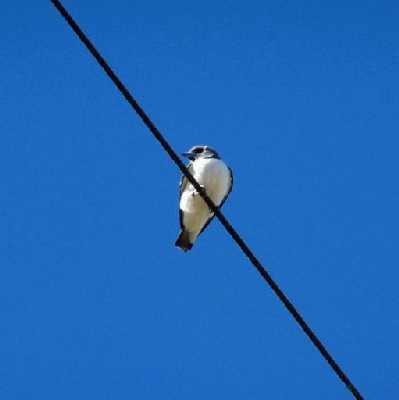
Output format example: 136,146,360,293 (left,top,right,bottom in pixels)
192,185,206,197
